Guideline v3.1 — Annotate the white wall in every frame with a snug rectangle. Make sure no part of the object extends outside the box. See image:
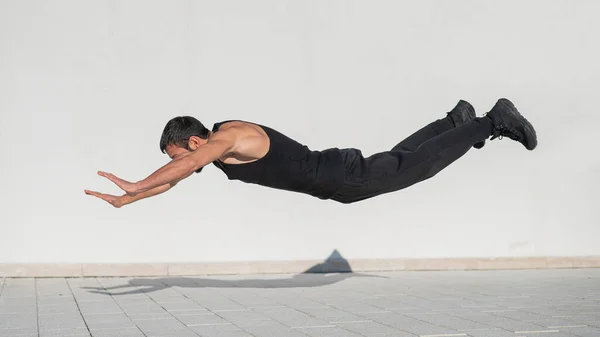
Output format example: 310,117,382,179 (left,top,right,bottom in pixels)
1,0,598,264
